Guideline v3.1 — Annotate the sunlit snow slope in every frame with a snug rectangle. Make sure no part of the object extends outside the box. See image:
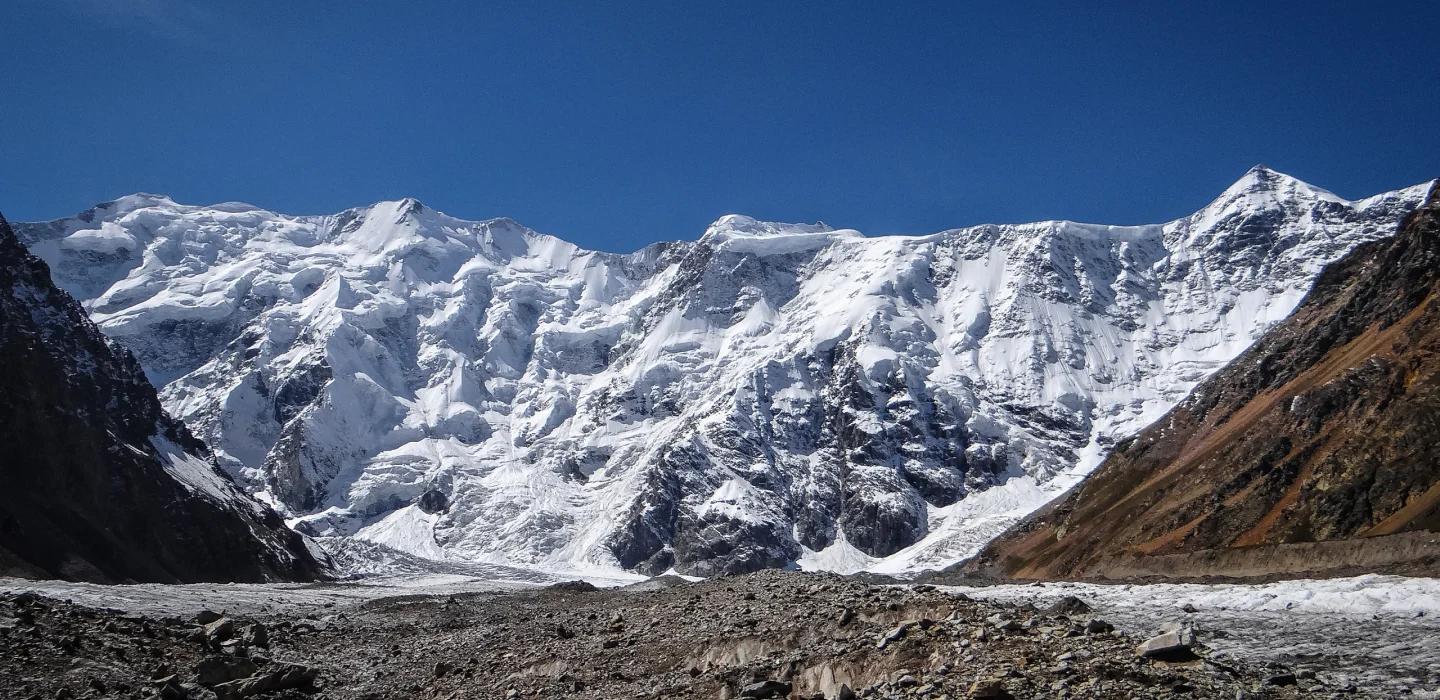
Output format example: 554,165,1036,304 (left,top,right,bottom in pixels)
15,167,1433,577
